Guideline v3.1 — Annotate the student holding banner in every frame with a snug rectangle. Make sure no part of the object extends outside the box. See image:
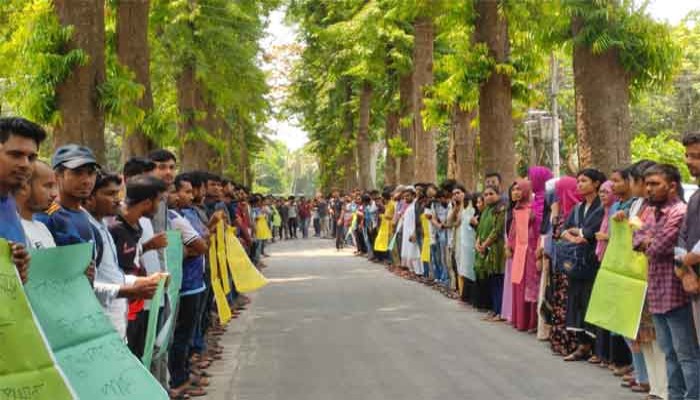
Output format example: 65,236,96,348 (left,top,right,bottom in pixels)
85,172,162,340
166,180,210,398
